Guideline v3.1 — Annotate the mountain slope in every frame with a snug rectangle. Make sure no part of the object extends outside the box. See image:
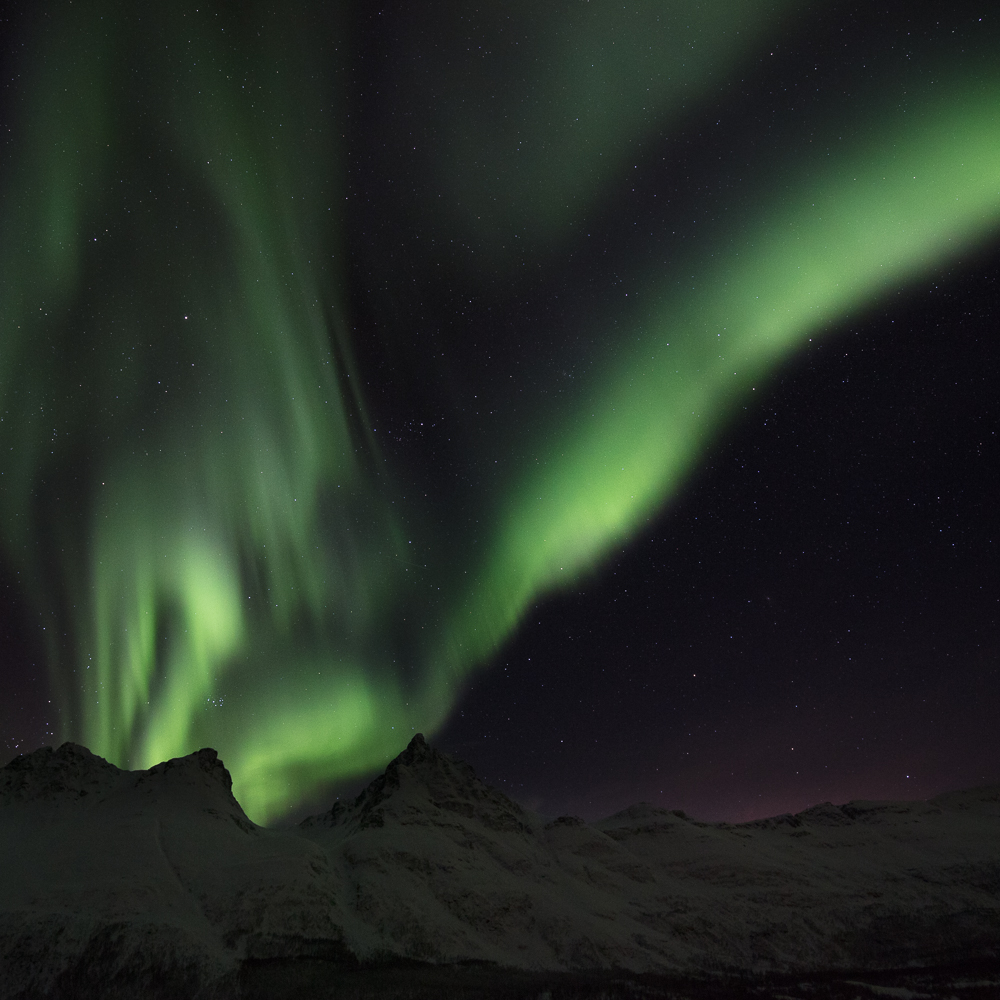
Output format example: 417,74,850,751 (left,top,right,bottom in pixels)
2,735,999,998
0,743,352,998
299,735,1000,973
